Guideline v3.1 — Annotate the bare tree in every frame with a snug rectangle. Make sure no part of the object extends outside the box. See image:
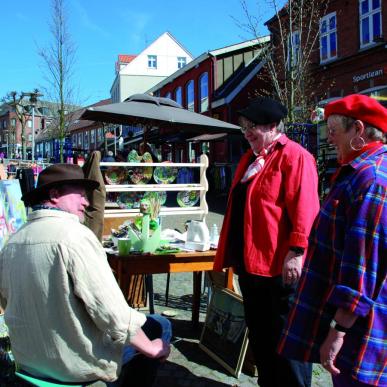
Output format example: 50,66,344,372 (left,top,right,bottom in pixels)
38,0,77,162
2,91,29,158
236,0,329,122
